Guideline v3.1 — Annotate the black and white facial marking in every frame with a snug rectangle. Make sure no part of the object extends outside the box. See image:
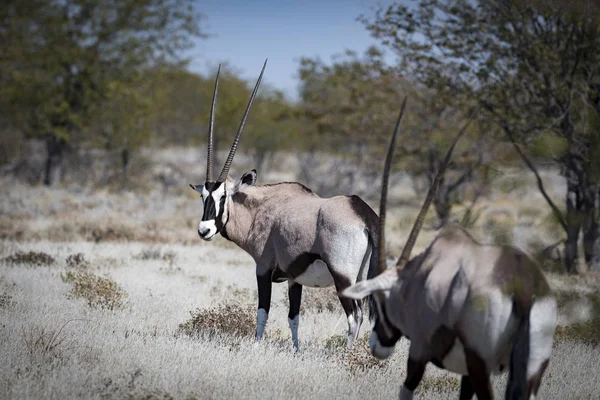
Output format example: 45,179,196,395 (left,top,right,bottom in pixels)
190,169,257,241
191,181,228,241
369,293,403,359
